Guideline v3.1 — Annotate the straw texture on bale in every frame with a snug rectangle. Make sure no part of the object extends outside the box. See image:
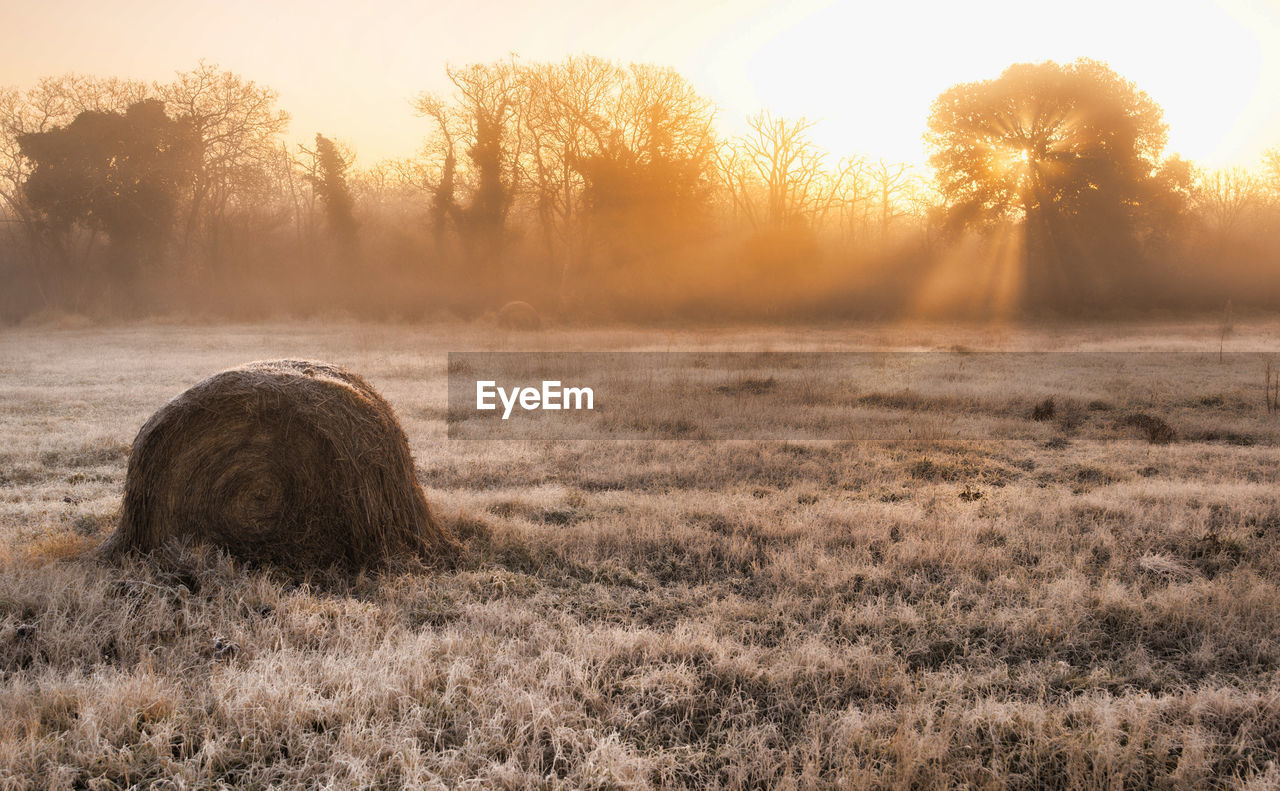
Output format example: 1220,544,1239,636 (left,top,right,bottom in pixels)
102,359,455,569
497,300,541,330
